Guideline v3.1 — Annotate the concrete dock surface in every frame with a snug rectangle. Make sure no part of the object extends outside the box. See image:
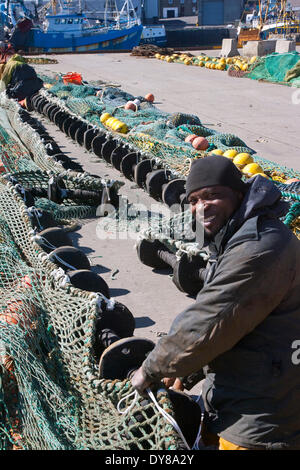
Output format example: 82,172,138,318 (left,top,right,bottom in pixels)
28,50,300,397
